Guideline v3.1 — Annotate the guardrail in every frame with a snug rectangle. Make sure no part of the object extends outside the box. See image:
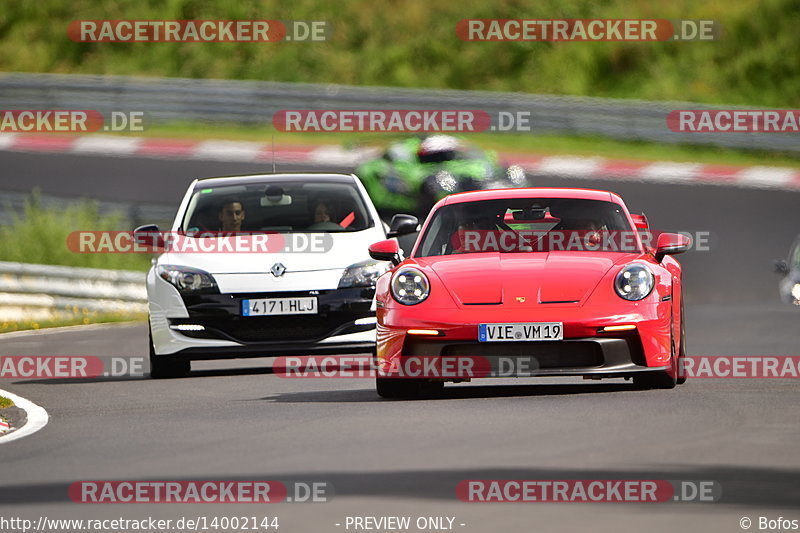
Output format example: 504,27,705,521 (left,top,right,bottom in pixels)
0,72,795,153
0,261,147,322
